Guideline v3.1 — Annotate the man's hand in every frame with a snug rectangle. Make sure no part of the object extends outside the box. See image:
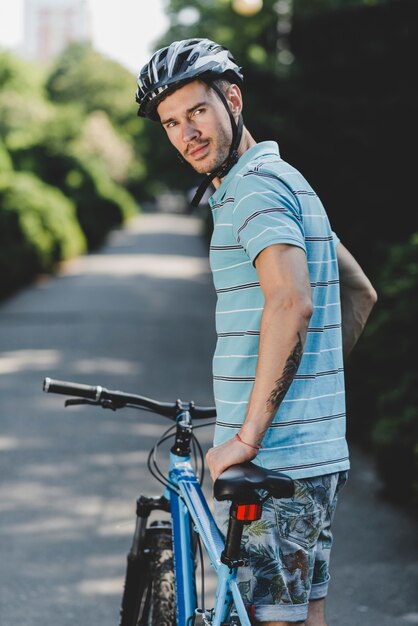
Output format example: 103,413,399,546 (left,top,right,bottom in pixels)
205,436,257,482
